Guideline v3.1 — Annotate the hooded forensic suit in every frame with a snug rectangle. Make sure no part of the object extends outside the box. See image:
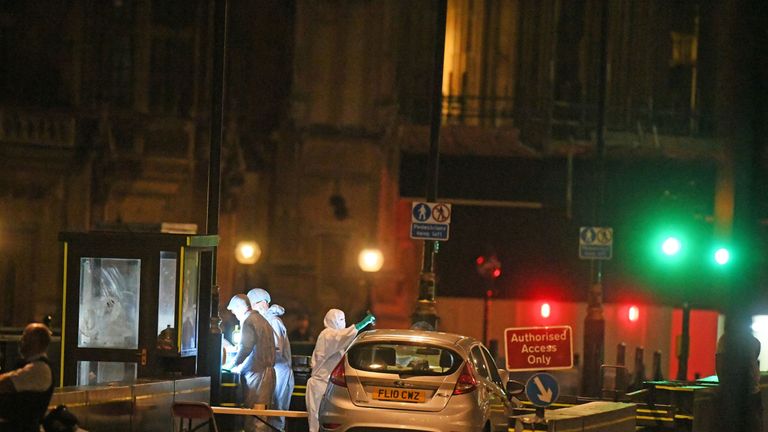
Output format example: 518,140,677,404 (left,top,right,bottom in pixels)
230,308,276,432
305,309,359,432
265,304,294,431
